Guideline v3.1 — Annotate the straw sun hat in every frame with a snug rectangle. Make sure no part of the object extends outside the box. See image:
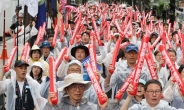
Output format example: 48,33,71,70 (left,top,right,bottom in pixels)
58,73,91,93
